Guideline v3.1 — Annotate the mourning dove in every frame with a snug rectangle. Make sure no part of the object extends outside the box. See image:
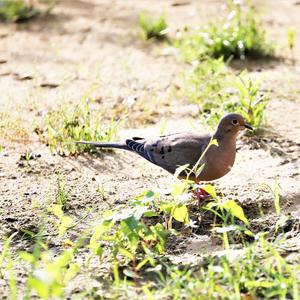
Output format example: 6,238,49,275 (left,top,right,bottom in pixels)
77,113,252,182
